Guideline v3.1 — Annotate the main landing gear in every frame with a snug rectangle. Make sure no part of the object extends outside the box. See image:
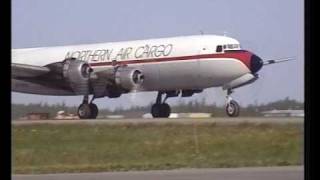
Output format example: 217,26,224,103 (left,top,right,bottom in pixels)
77,95,99,119
225,89,240,117
151,92,171,118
